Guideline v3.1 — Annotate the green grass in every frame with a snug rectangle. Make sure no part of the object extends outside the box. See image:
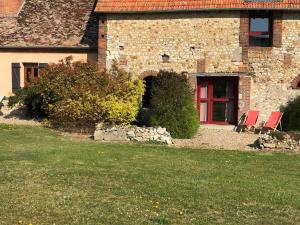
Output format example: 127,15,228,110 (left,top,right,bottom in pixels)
0,124,300,225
